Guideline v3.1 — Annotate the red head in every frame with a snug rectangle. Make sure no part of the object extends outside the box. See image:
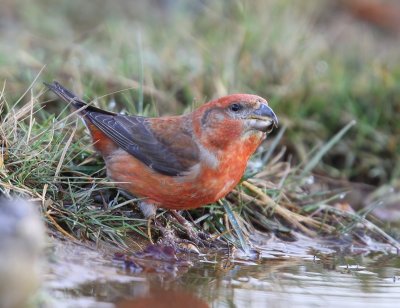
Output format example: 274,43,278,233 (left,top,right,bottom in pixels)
191,94,278,151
